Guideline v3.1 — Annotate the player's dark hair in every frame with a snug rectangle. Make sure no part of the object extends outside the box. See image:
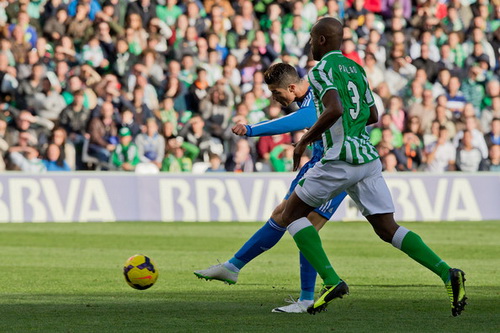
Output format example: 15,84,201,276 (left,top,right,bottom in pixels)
264,63,300,88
